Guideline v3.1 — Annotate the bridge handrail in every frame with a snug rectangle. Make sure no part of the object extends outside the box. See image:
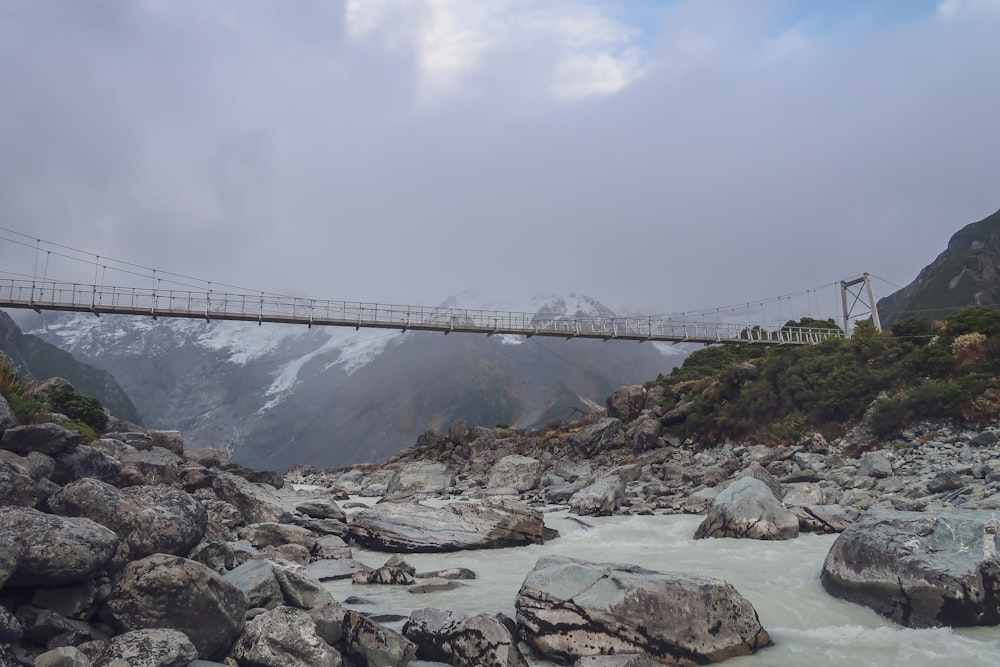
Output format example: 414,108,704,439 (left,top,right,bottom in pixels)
0,278,846,344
